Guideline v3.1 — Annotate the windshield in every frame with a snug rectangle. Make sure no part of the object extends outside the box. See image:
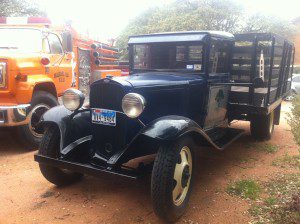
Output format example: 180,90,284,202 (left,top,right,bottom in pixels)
0,28,42,53
132,42,204,72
